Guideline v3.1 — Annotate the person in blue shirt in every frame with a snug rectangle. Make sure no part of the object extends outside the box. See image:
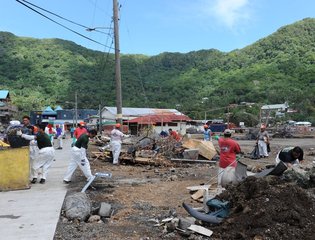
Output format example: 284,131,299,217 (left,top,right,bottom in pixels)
55,124,64,150
203,125,212,141
70,126,75,138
